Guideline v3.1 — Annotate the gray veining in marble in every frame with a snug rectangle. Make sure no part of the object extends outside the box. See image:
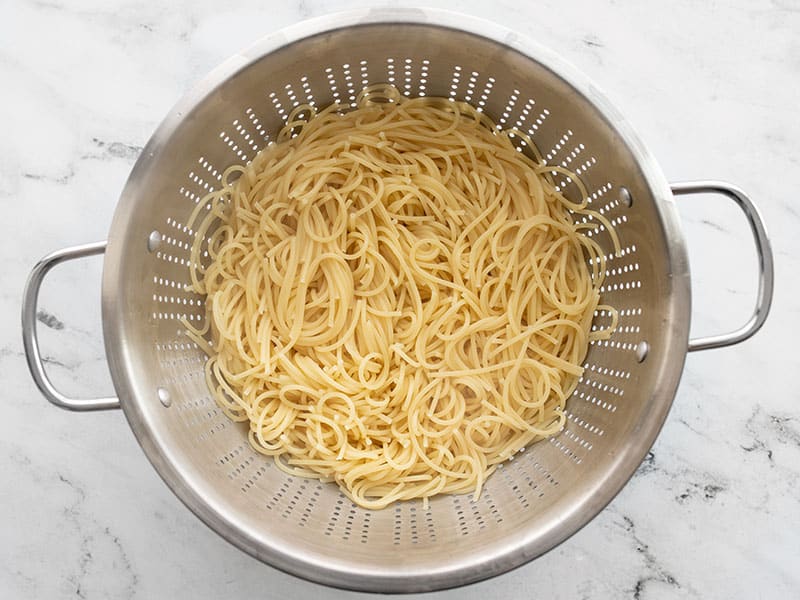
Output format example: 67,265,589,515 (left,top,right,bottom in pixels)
1,1,798,598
